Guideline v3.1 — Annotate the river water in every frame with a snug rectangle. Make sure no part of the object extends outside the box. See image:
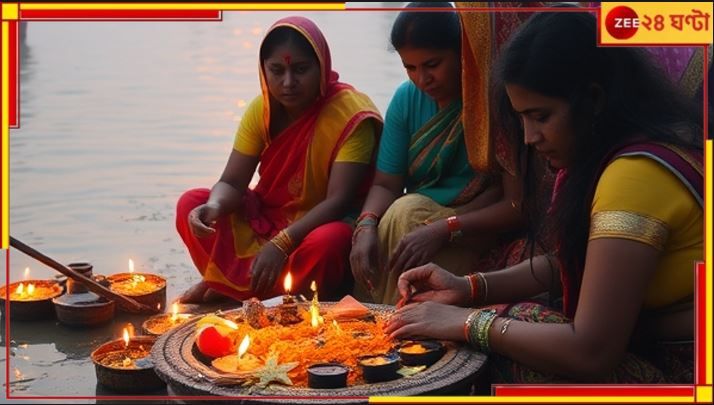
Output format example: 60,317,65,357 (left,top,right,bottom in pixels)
3,4,407,401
